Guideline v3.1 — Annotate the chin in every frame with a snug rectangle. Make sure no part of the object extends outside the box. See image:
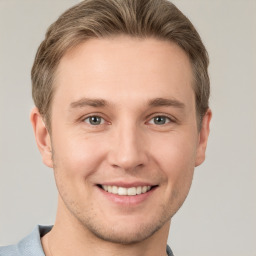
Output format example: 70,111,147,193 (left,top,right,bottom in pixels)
76,210,171,245
85,222,164,244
